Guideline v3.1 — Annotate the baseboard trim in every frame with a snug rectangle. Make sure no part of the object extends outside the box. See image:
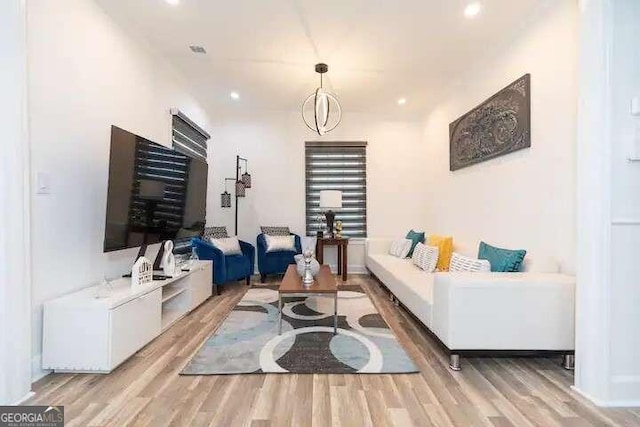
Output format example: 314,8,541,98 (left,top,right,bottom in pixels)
571,385,640,407
12,391,35,405
31,353,51,383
